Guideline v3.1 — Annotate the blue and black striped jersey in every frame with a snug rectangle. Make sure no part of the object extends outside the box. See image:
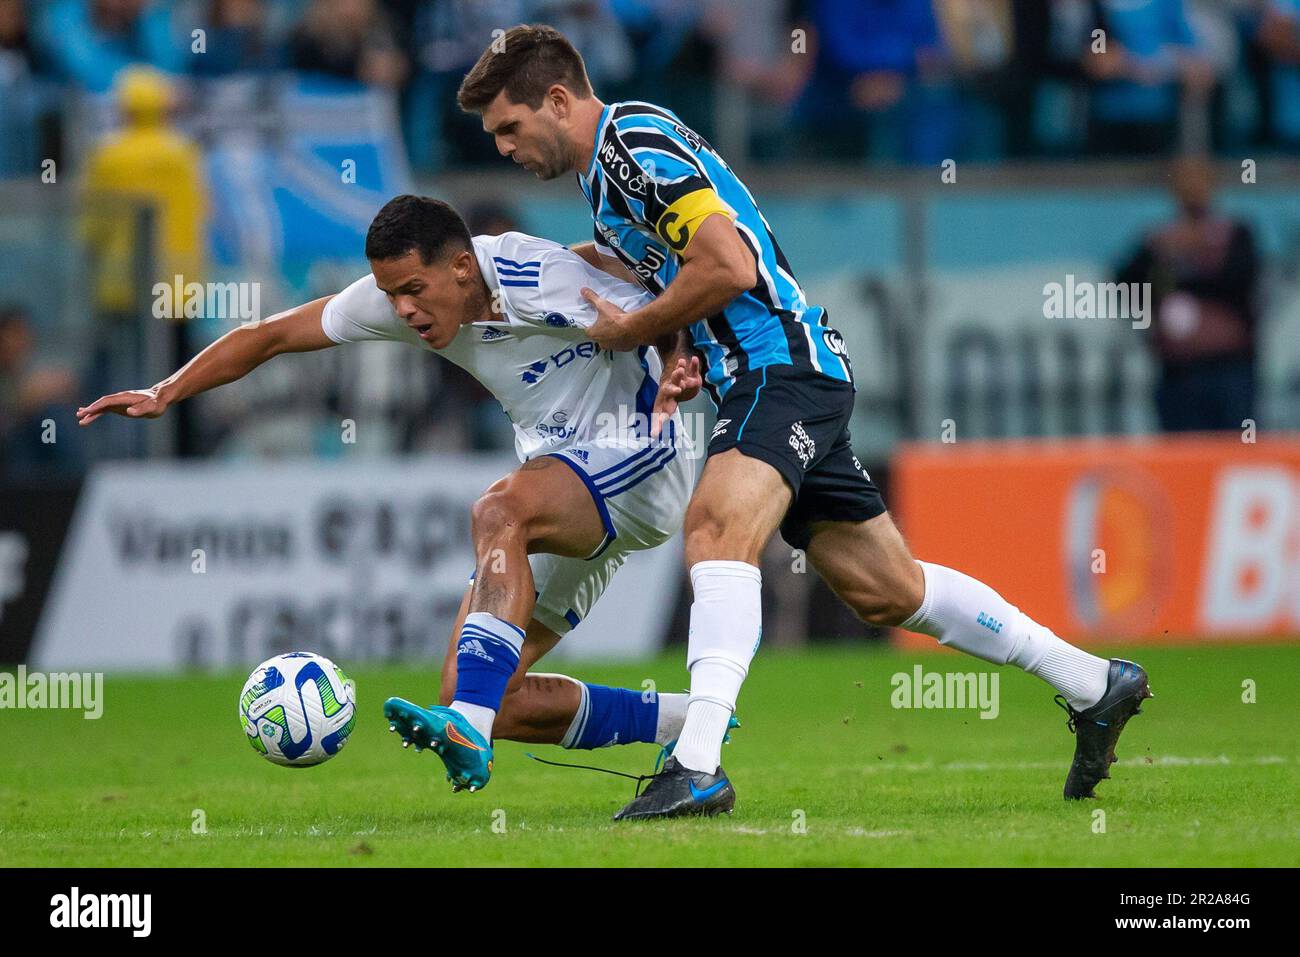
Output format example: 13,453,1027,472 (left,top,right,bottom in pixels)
577,100,853,402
